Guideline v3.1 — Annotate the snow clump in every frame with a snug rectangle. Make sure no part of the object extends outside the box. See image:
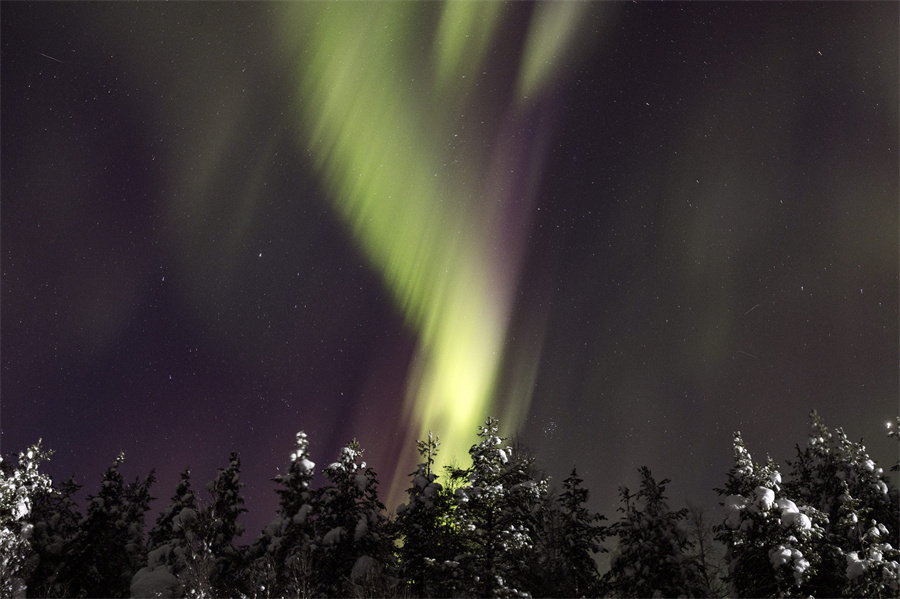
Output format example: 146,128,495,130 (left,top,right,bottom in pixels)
776,499,812,530
350,555,377,582
769,545,810,583
755,486,775,511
